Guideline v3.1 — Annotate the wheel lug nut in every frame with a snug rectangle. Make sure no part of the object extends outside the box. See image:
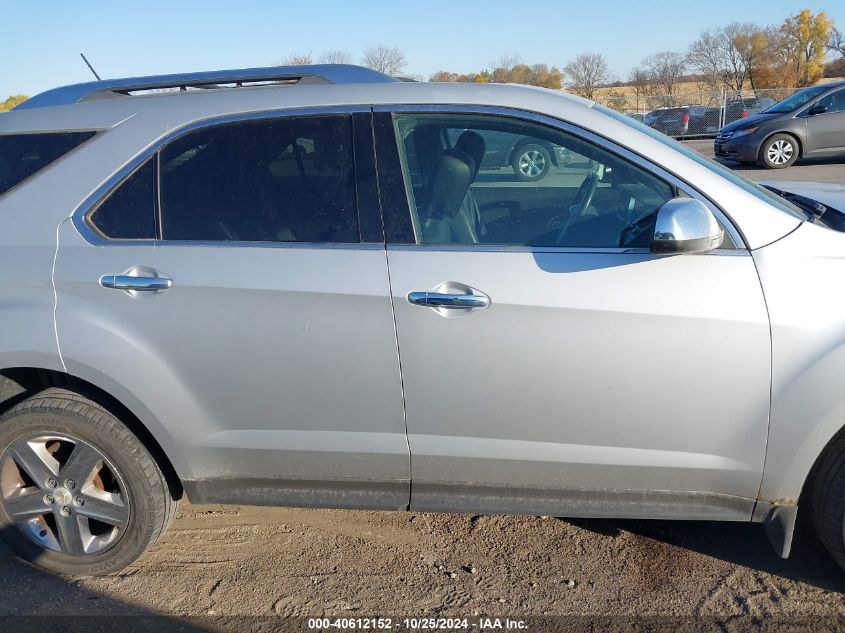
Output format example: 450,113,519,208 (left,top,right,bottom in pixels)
60,507,71,517
74,496,84,506
46,478,57,488
43,494,54,505
65,479,75,490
